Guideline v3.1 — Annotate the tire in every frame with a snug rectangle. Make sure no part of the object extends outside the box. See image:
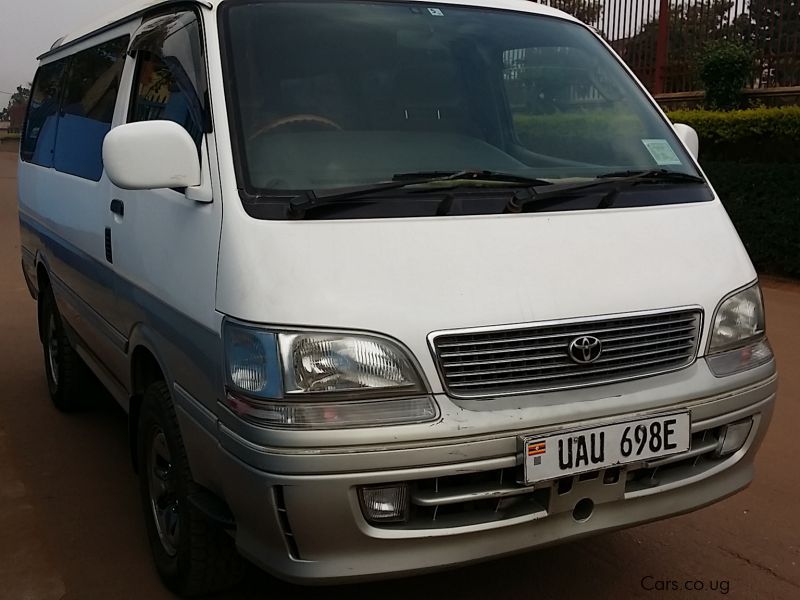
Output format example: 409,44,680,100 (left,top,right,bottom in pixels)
40,287,91,412
138,381,244,596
